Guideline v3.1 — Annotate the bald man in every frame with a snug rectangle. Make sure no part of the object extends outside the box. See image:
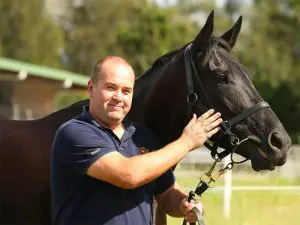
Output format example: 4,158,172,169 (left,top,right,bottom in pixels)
50,56,222,225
